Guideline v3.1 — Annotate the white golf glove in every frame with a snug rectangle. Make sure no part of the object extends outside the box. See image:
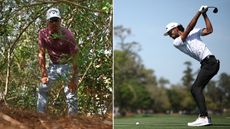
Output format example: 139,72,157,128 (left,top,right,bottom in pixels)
199,5,208,13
